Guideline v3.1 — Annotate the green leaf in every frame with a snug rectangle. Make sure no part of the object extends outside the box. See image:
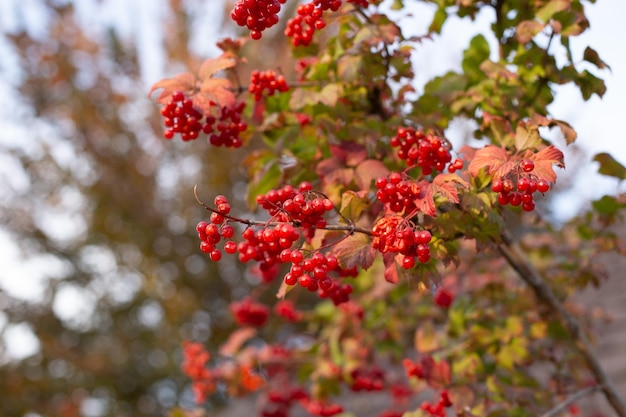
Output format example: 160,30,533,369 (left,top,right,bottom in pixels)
592,195,625,216
575,69,607,100
462,35,491,82
537,0,571,23
429,8,447,34
593,152,626,180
